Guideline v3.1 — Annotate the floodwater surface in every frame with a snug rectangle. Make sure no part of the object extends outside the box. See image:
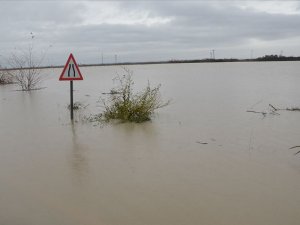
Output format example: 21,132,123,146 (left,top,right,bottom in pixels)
0,62,300,225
